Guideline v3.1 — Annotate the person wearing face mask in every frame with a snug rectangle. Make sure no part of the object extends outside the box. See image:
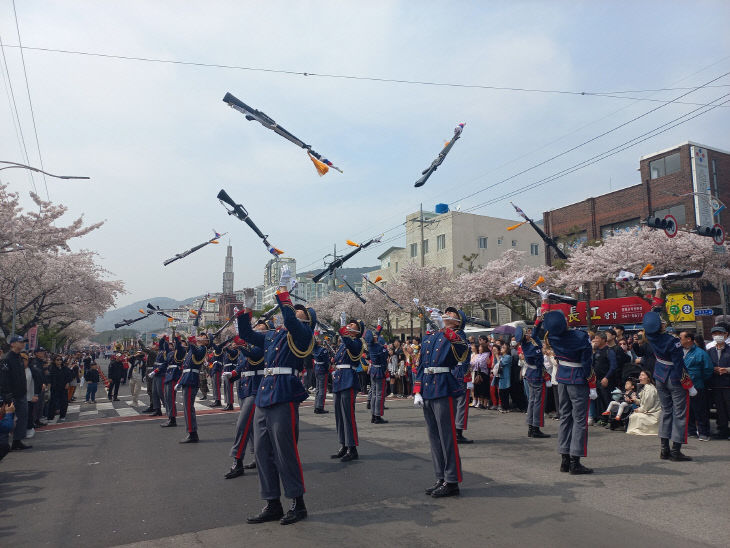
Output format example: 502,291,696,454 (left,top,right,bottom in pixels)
680,331,713,441
708,325,730,440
